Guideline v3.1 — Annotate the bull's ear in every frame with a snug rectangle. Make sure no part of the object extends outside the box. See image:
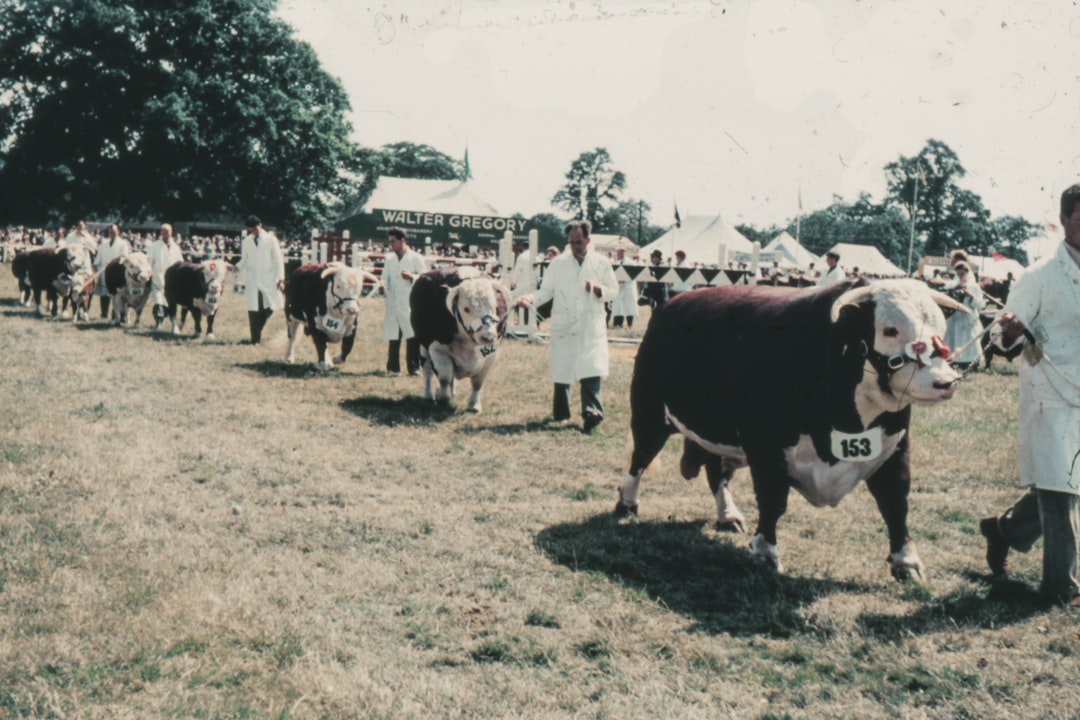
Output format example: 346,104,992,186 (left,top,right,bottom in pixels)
445,285,461,316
